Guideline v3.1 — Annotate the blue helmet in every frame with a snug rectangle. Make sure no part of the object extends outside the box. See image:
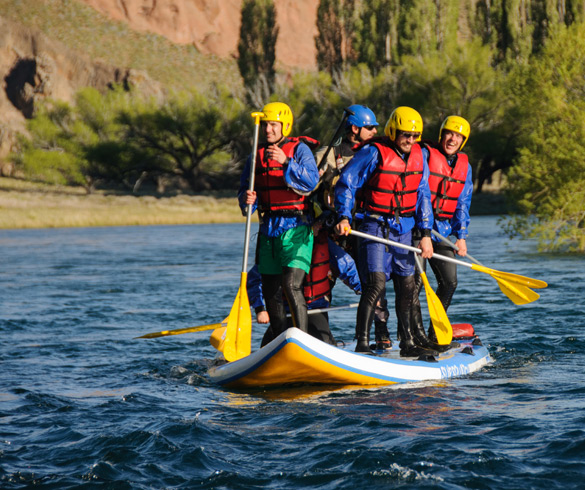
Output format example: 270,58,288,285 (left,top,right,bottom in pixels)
346,104,378,128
